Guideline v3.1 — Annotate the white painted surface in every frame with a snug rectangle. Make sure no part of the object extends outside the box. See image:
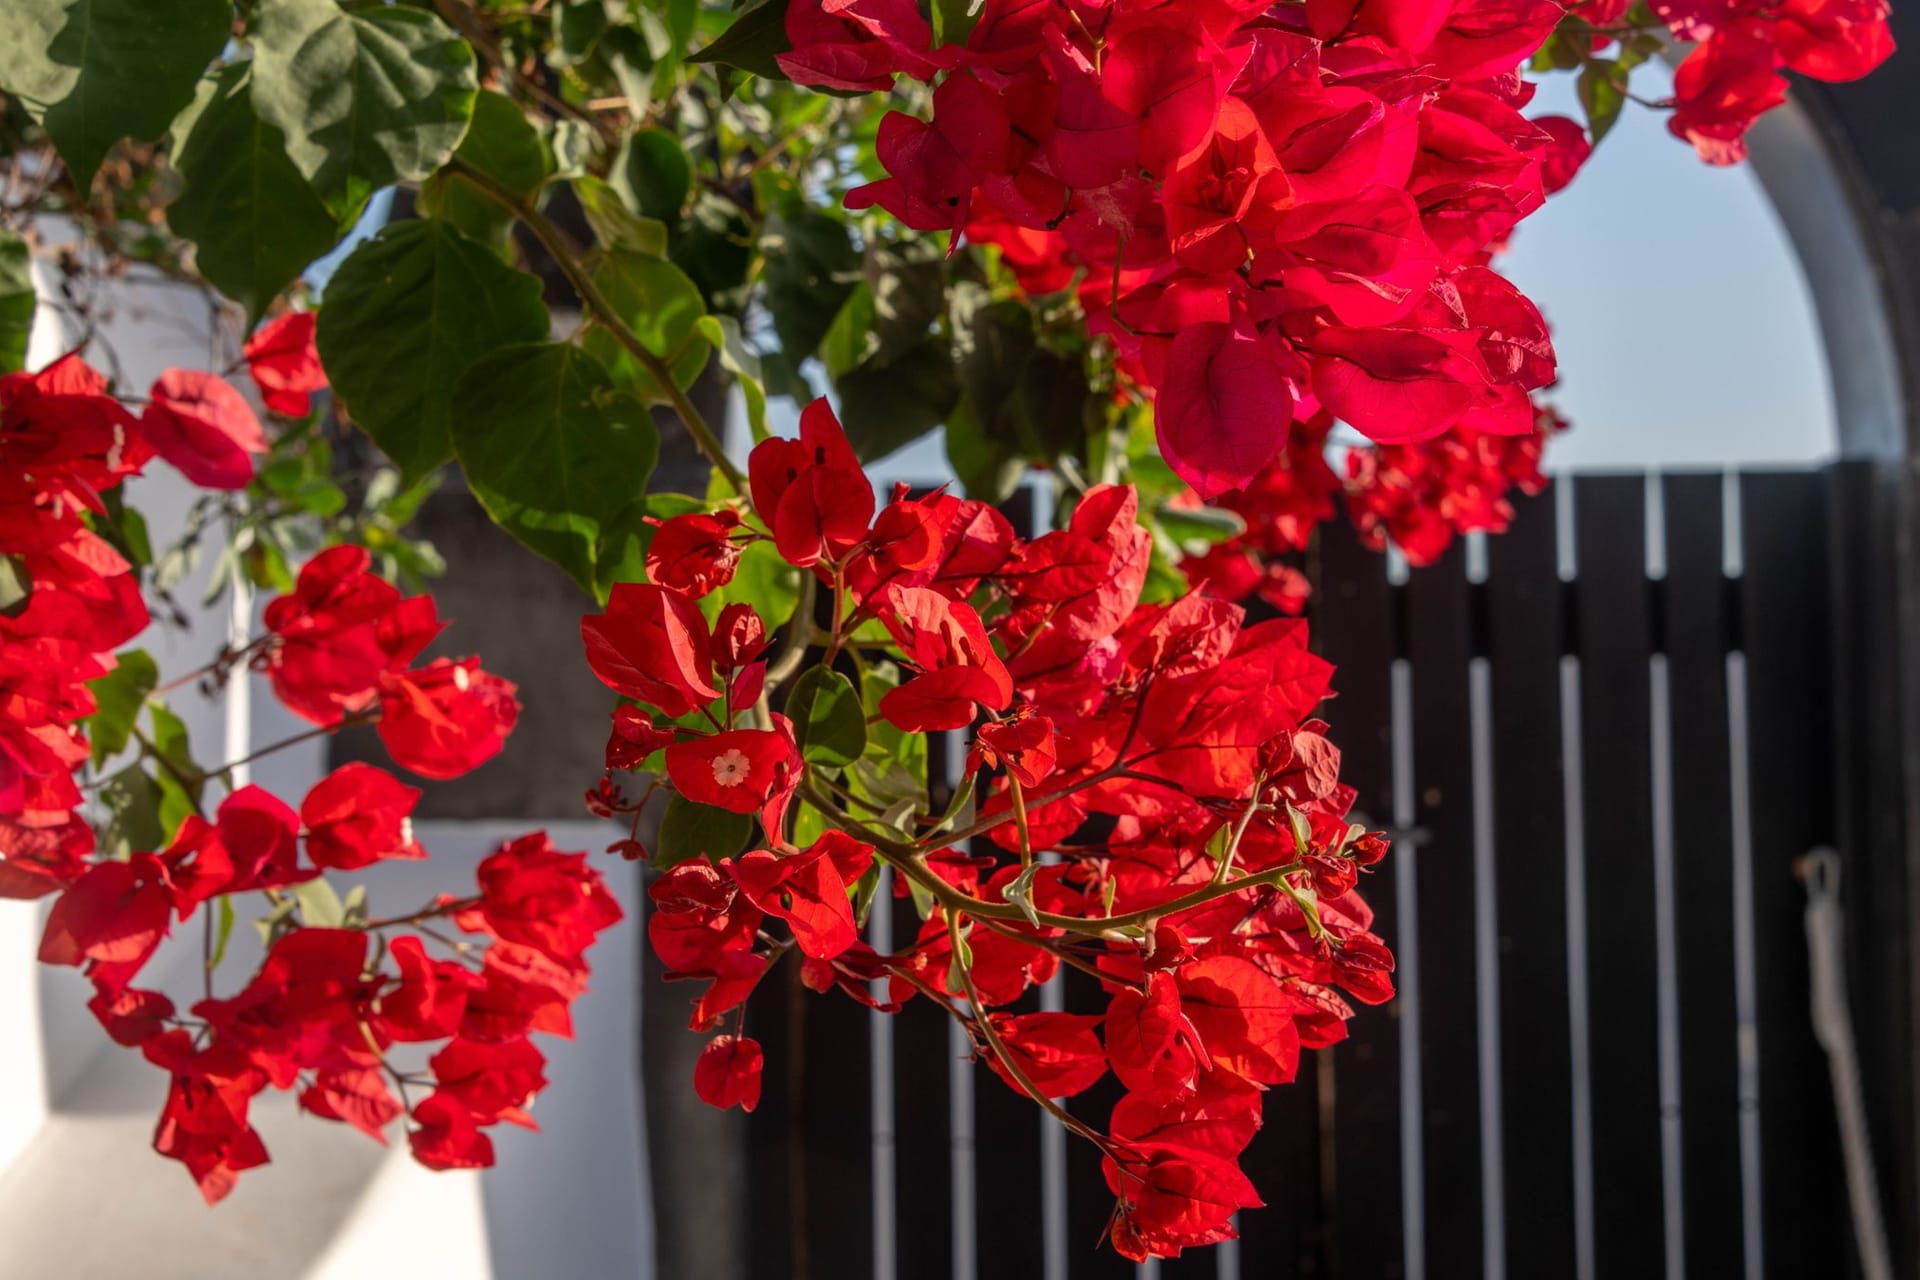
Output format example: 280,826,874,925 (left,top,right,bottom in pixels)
306,1154,495,1280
